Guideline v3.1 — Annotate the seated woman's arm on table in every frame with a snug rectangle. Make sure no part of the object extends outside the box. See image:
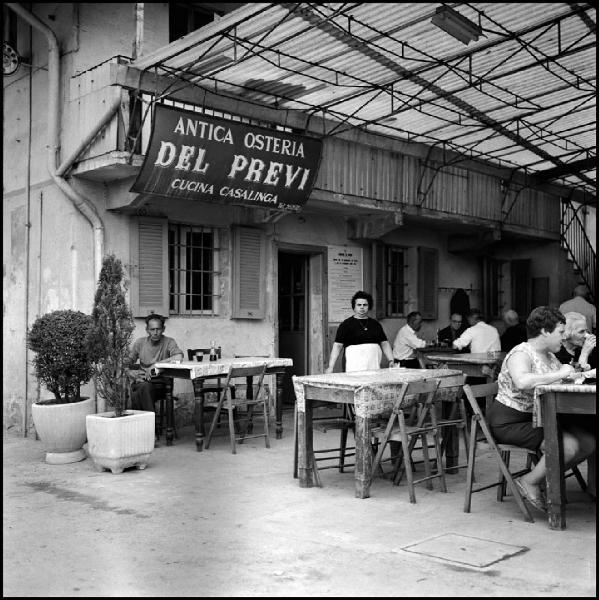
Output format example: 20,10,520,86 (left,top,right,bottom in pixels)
507,350,575,389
